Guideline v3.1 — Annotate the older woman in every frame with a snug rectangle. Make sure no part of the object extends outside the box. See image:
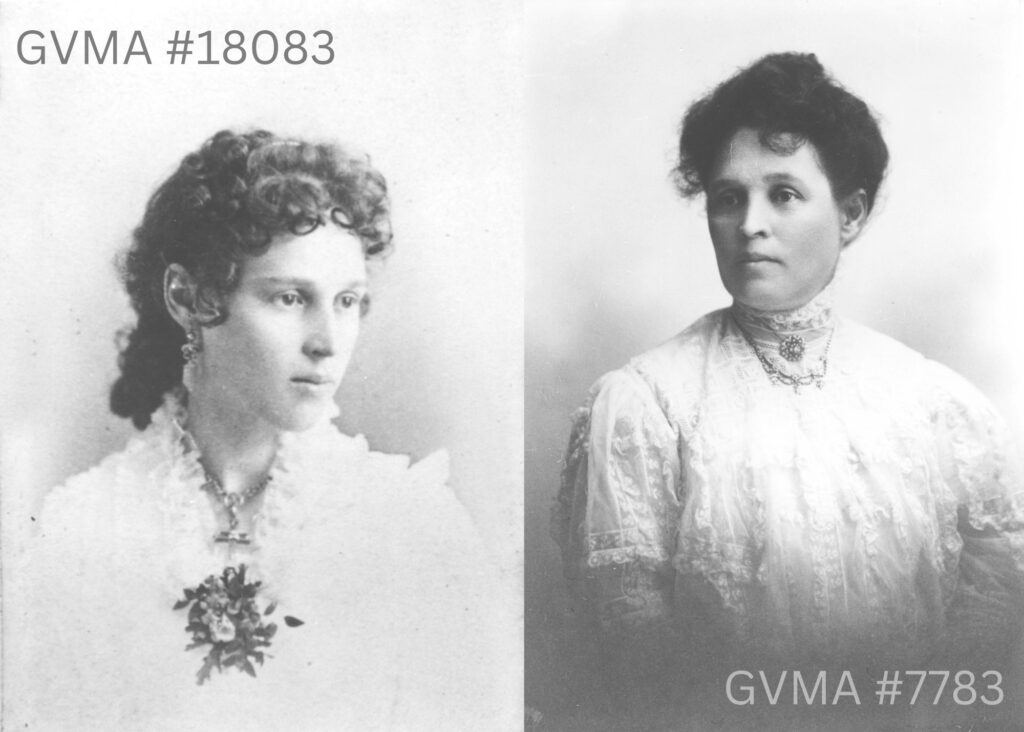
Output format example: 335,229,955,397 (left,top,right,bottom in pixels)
554,52,1023,682
8,130,510,731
